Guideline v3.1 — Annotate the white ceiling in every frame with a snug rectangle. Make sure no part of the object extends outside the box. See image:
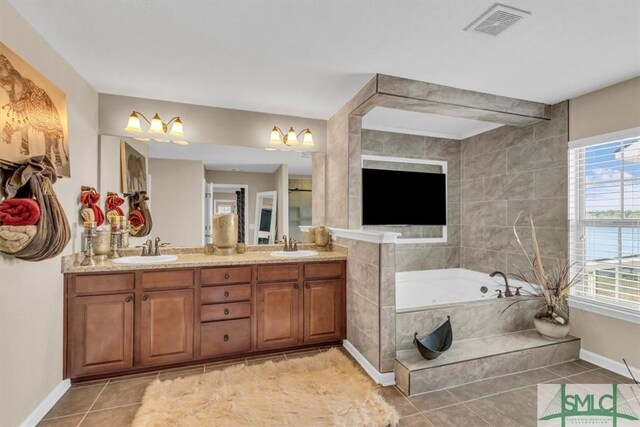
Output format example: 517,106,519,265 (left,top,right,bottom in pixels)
9,1,640,122
148,141,313,175
362,107,504,139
